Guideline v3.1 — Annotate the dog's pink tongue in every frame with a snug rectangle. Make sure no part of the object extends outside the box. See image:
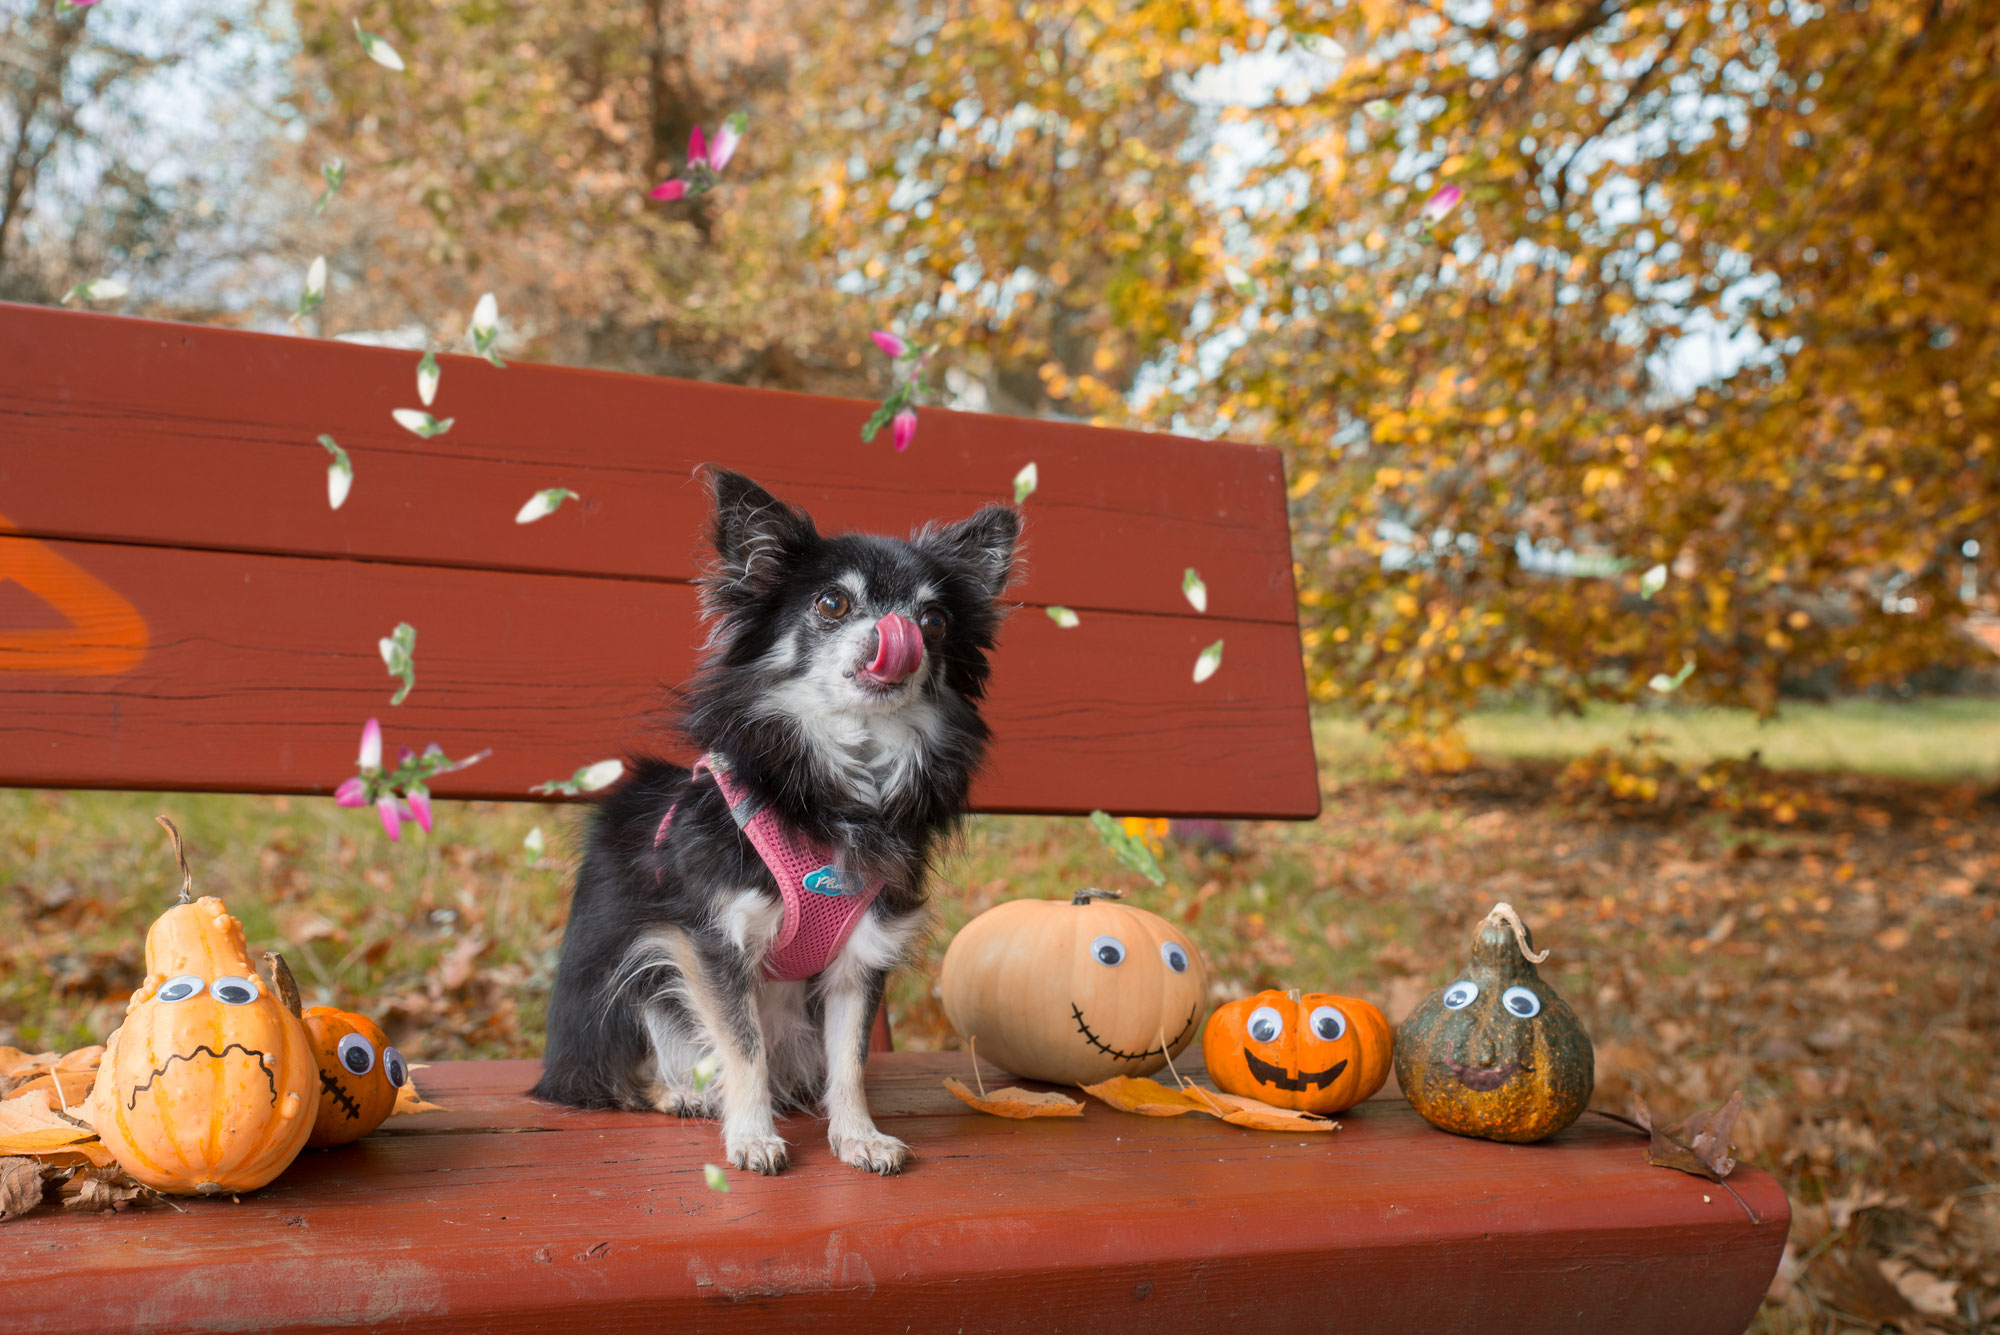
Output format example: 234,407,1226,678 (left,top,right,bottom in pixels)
861,612,924,684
